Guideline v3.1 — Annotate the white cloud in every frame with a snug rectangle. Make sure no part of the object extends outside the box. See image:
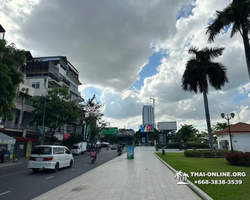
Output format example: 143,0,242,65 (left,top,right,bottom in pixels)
2,0,250,132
